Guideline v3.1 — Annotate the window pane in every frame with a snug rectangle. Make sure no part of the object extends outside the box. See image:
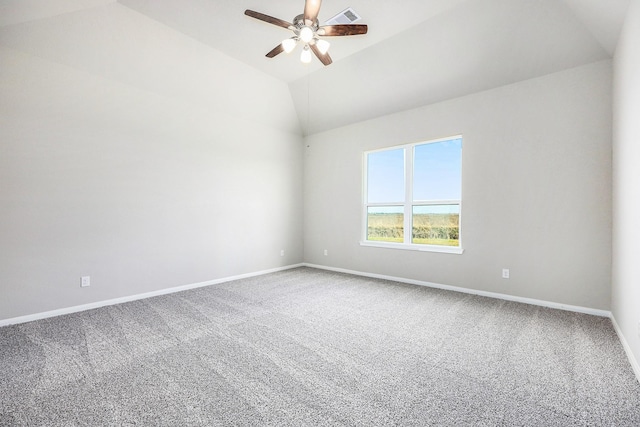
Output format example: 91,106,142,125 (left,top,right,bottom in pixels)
413,138,462,201
412,205,460,246
367,206,403,243
367,148,405,203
